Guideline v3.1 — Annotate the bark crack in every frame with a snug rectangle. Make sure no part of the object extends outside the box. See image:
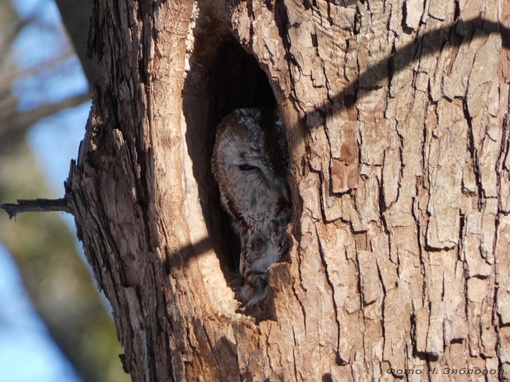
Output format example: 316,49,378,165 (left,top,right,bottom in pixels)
315,223,342,357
